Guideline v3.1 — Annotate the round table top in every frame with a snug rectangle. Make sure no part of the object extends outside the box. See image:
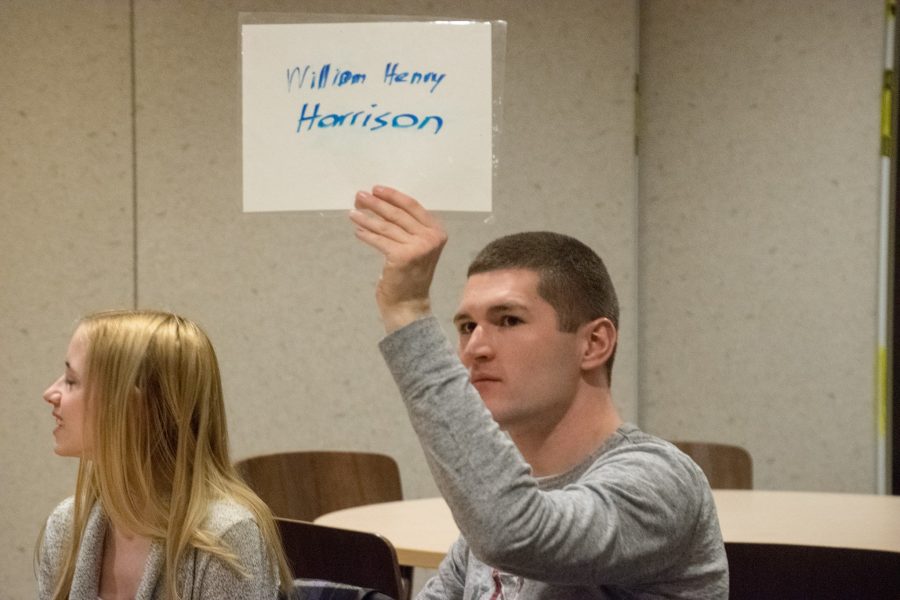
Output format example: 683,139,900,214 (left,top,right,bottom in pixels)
315,490,900,569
